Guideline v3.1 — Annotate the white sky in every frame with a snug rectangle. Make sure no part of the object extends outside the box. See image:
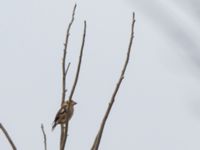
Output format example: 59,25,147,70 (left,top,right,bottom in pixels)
1,0,200,149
